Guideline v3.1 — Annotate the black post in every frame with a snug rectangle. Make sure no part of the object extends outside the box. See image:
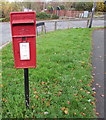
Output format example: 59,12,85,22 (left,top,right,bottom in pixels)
24,68,29,108
55,21,57,31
